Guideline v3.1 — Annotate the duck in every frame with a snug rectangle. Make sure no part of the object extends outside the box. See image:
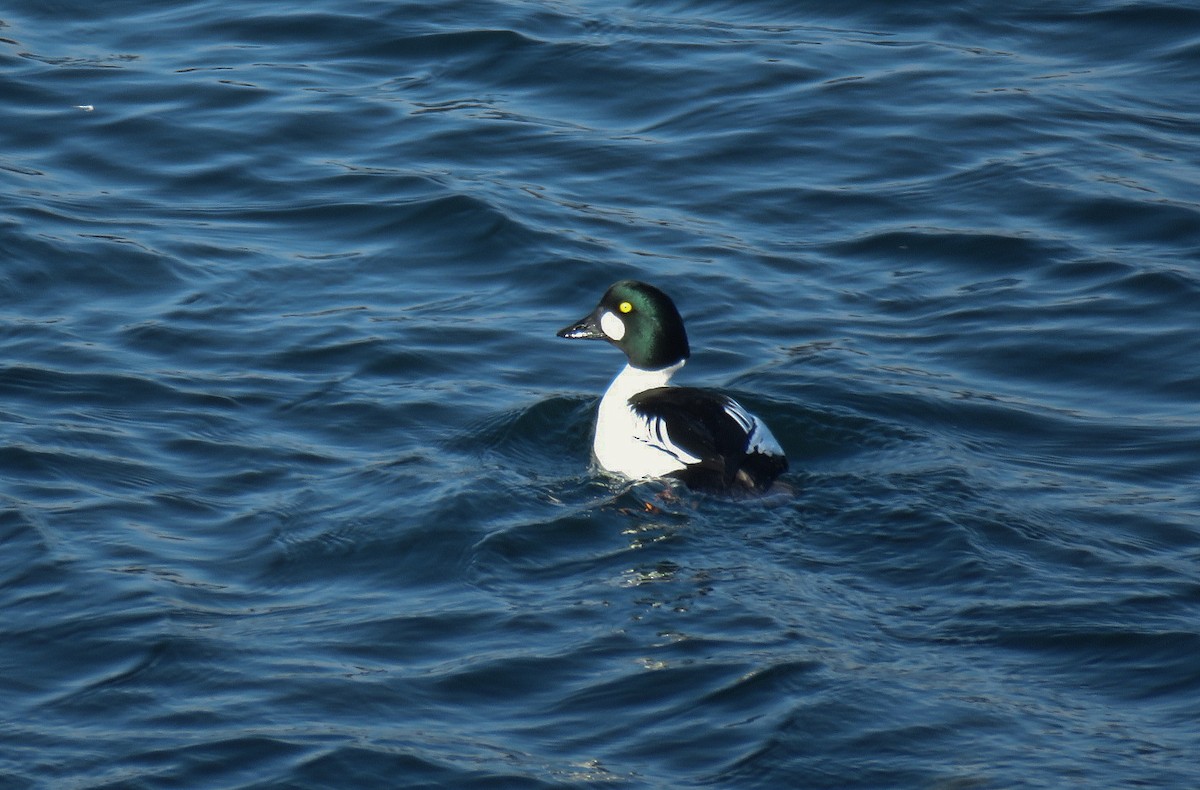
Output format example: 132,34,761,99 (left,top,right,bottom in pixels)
557,279,787,494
